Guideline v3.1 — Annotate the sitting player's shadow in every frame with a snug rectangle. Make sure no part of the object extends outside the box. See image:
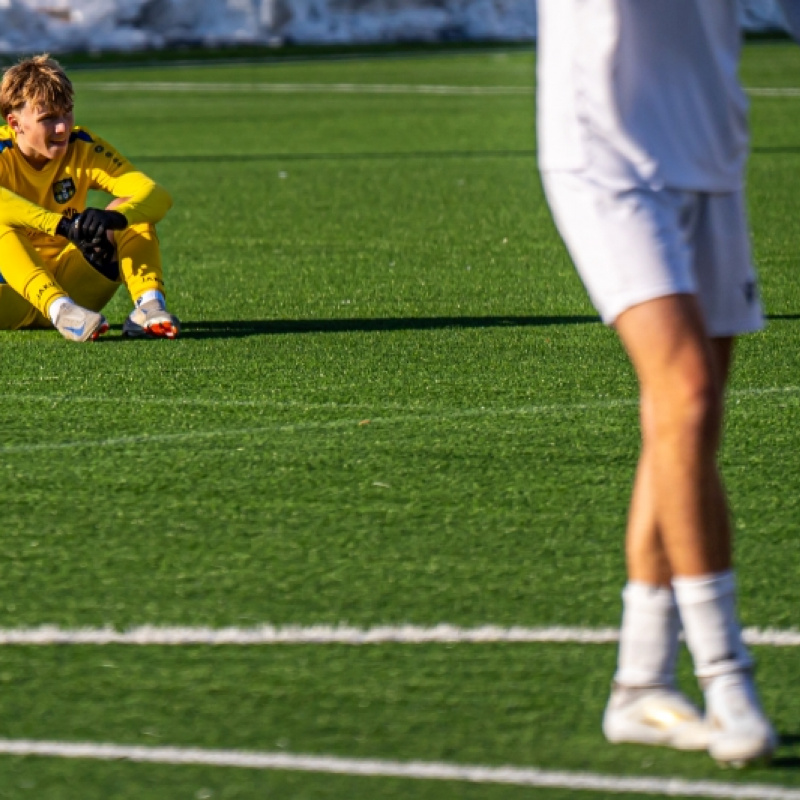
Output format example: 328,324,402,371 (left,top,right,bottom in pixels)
177,315,600,340
771,733,800,768
766,313,800,322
